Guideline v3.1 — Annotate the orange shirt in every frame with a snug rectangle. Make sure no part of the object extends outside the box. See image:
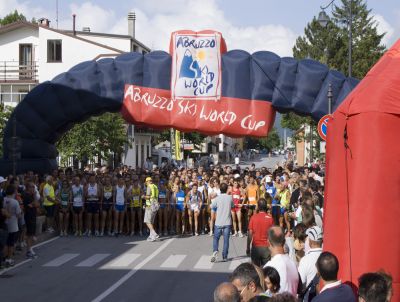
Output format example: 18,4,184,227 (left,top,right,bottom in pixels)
247,184,258,205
